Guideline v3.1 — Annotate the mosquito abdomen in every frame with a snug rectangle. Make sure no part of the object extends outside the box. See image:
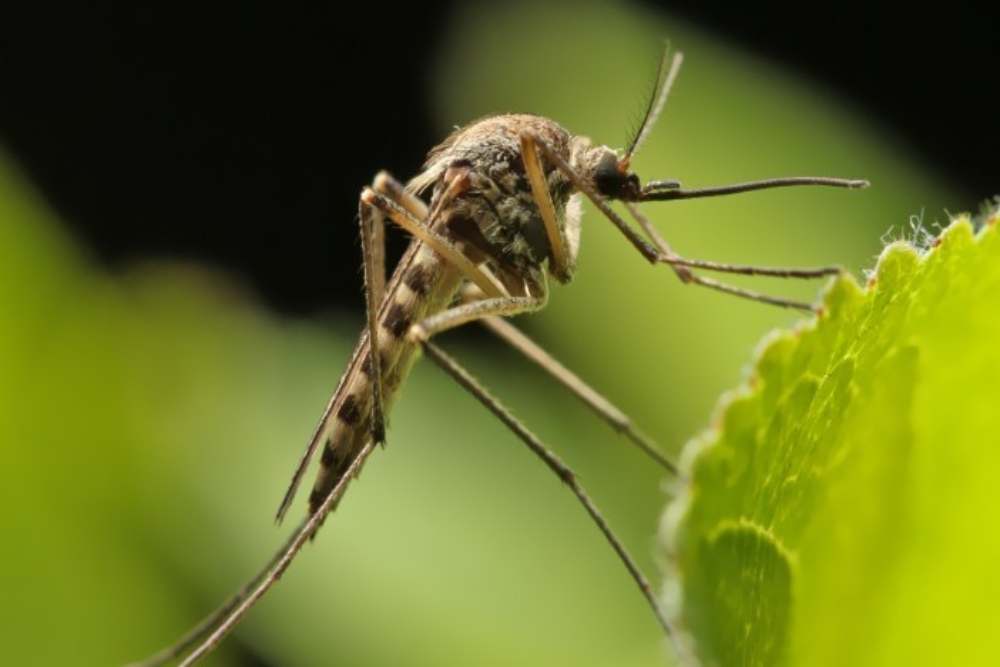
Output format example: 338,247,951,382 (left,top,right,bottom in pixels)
307,243,463,514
